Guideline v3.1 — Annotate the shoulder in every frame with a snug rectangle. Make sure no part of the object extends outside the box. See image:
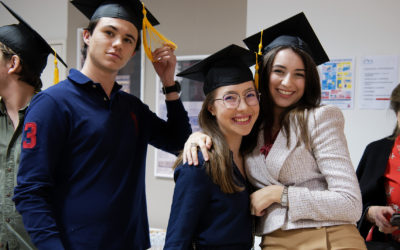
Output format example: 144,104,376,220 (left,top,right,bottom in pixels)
310,105,343,121
118,90,140,102
365,136,394,151
36,79,74,101
306,105,344,129
174,152,209,182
